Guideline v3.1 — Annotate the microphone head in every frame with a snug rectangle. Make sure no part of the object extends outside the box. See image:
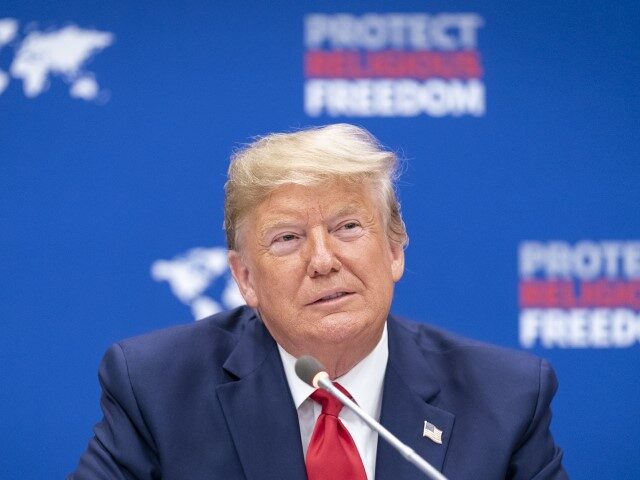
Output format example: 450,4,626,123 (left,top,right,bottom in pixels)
295,355,326,387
